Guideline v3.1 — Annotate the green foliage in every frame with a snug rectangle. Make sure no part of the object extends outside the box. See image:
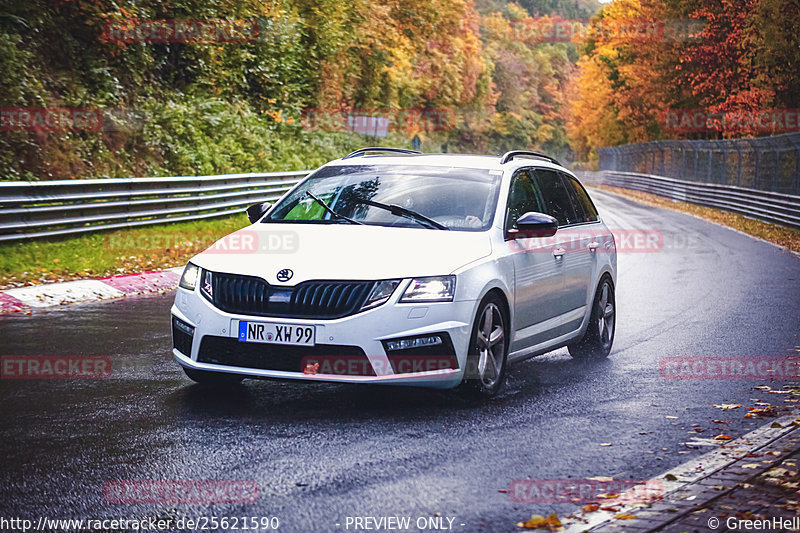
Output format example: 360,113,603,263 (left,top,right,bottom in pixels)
1,0,599,180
